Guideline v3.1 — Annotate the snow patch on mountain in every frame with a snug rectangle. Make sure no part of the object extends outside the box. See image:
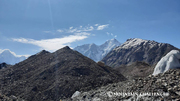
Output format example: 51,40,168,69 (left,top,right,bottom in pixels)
0,49,28,65
153,50,180,75
115,38,164,50
74,39,121,62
